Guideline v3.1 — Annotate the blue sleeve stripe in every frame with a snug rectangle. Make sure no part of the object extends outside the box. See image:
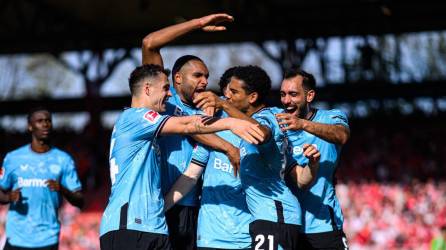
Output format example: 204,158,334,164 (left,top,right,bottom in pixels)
154,116,171,138
191,158,207,168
